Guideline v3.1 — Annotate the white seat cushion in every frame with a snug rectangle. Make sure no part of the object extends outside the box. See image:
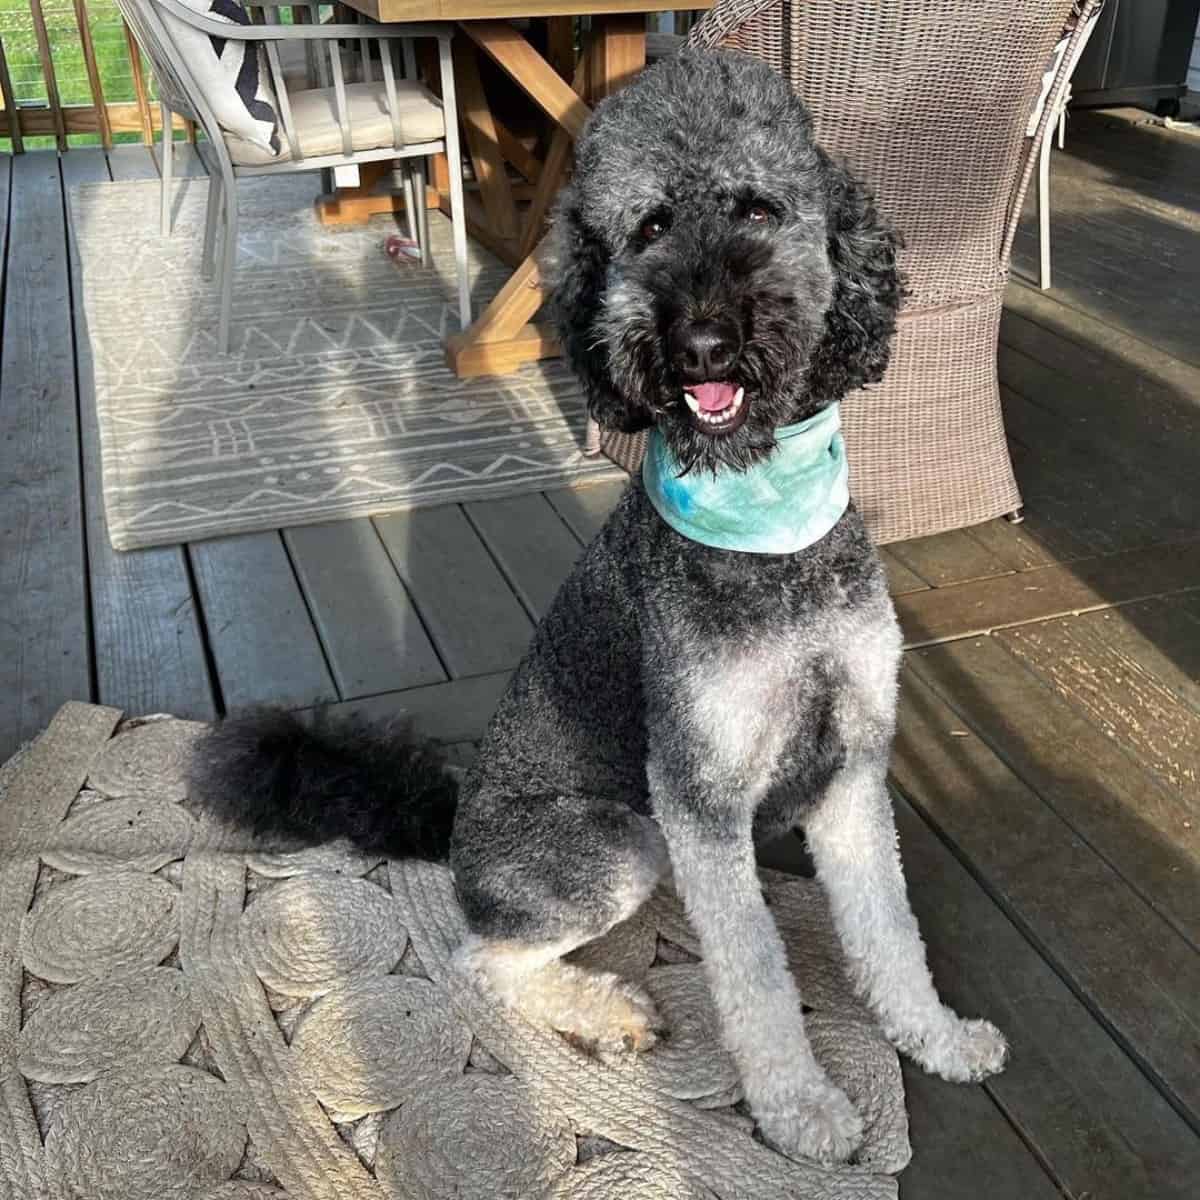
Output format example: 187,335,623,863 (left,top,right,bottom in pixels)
227,80,444,165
